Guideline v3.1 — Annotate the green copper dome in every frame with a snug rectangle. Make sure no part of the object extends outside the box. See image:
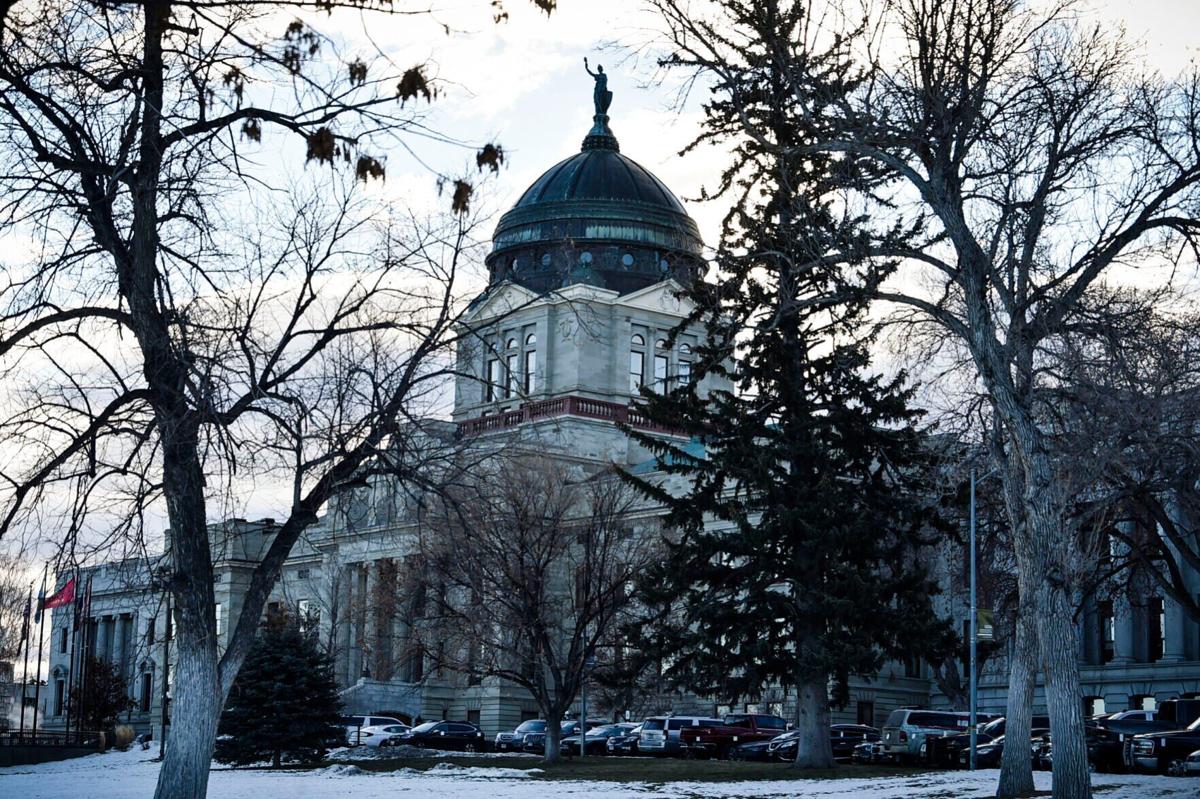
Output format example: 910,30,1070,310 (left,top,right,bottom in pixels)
486,109,704,295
